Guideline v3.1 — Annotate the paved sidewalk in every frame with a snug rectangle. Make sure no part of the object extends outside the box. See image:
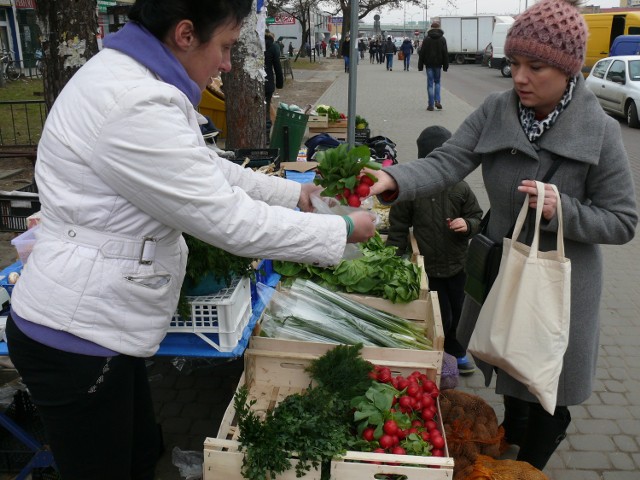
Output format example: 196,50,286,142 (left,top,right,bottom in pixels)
317,60,640,479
